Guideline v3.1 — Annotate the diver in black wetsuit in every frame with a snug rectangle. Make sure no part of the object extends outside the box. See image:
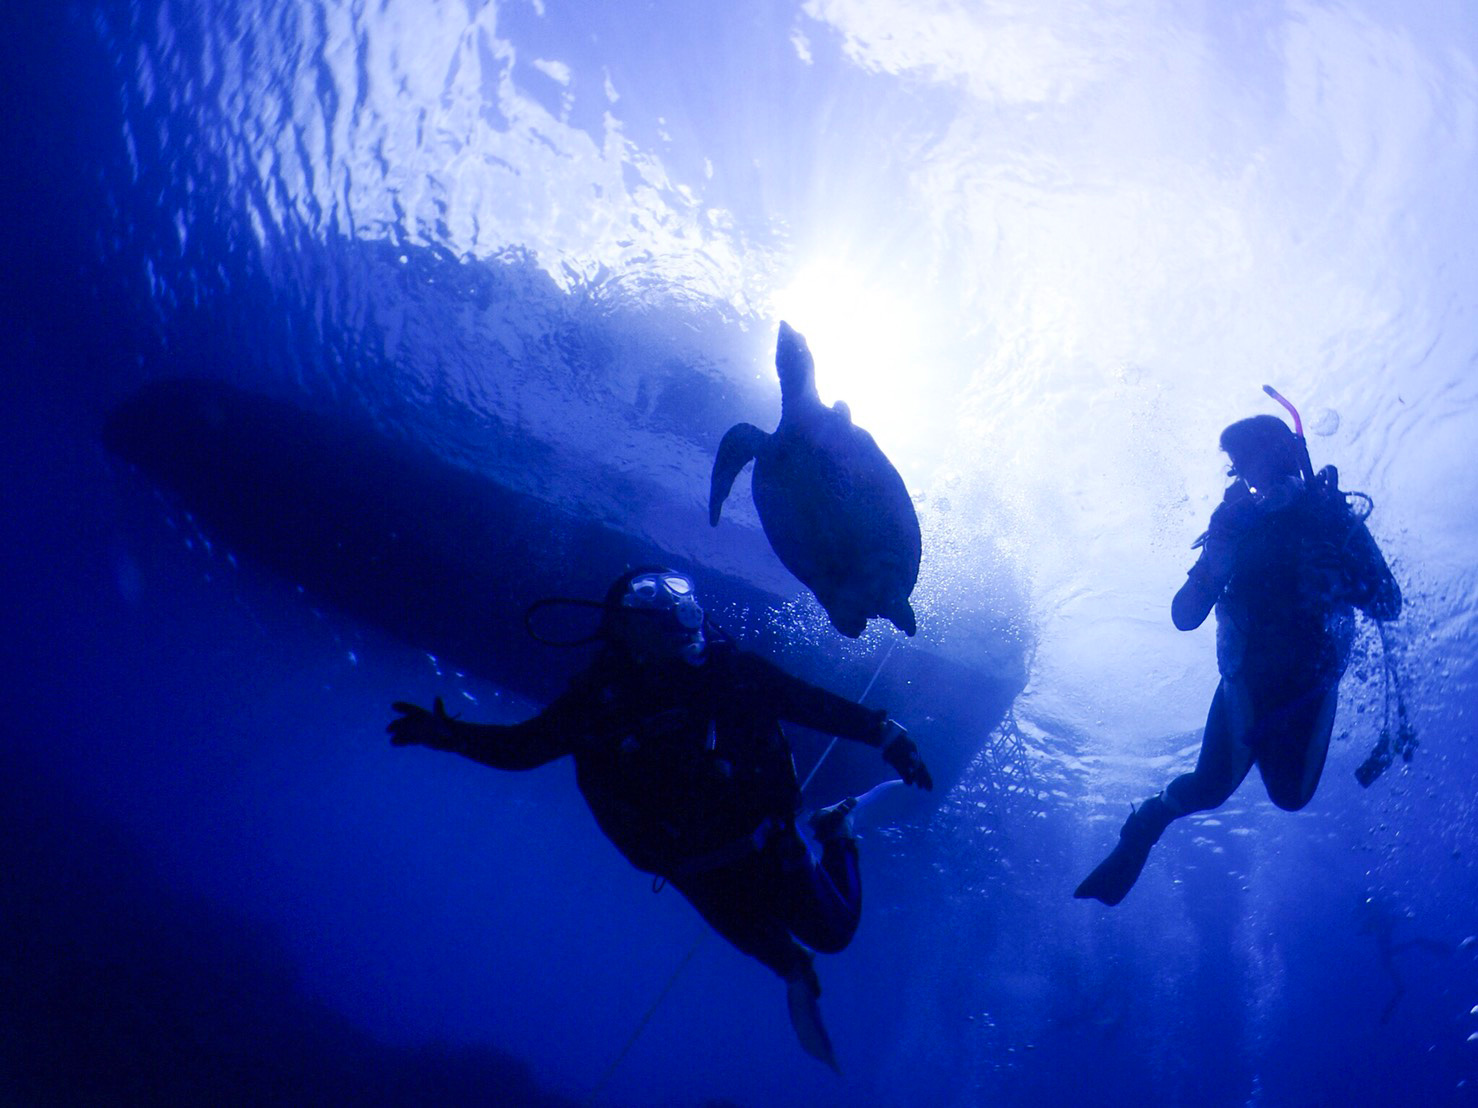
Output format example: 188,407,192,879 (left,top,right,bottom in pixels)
1076,413,1402,907
387,566,932,1068
1357,893,1456,1023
